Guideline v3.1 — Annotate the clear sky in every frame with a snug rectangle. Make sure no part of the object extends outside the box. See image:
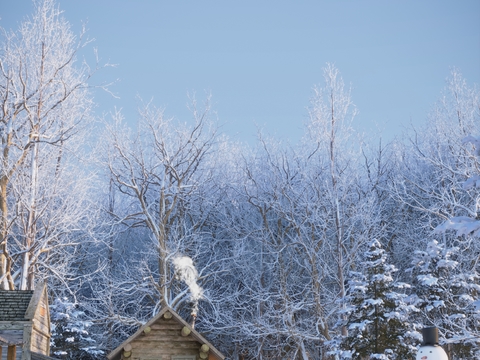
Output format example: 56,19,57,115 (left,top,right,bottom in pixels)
2,0,479,144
